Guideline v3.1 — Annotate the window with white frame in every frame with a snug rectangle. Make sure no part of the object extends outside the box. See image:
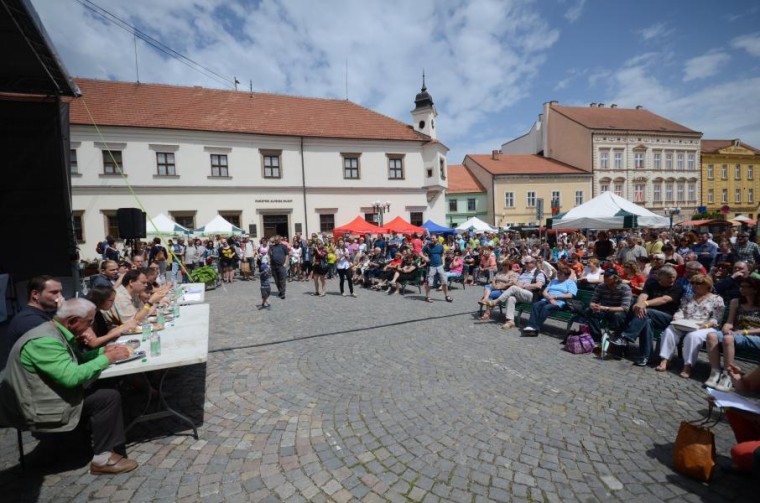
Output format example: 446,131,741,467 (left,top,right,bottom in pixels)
665,152,673,169
722,164,728,179
677,152,684,170
707,164,714,179
600,151,609,169
70,149,78,174
504,192,514,208
342,154,360,179
688,182,696,201
654,151,661,169
736,188,742,203
614,151,623,169
707,189,714,203
614,182,623,197
735,164,742,180
526,191,536,207
156,152,176,176
750,188,755,204
687,153,695,170
262,150,282,178
575,190,583,205
749,165,754,180
722,188,728,203
388,156,404,179
551,190,560,208
600,182,609,193
634,183,645,202
677,183,685,201
665,183,673,201
634,152,644,169
449,199,457,212
653,184,661,202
